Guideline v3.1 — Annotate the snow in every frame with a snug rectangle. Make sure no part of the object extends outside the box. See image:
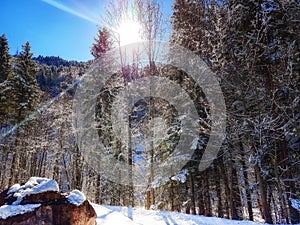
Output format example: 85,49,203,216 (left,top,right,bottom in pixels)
191,137,199,150
171,169,189,183
151,170,189,187
1,176,299,224
290,198,300,212
151,175,170,188
93,204,291,225
0,177,87,220
67,190,86,206
8,177,59,205
0,204,41,219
